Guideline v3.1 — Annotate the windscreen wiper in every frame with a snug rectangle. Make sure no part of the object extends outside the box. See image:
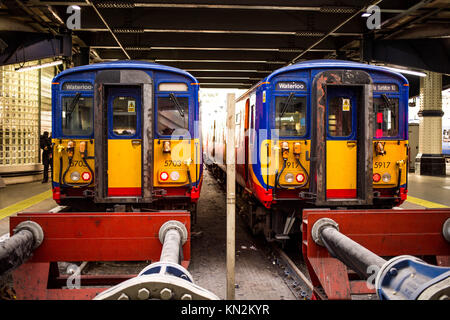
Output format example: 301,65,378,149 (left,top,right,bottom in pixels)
280,92,295,118
381,94,392,109
66,92,81,117
169,93,185,118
